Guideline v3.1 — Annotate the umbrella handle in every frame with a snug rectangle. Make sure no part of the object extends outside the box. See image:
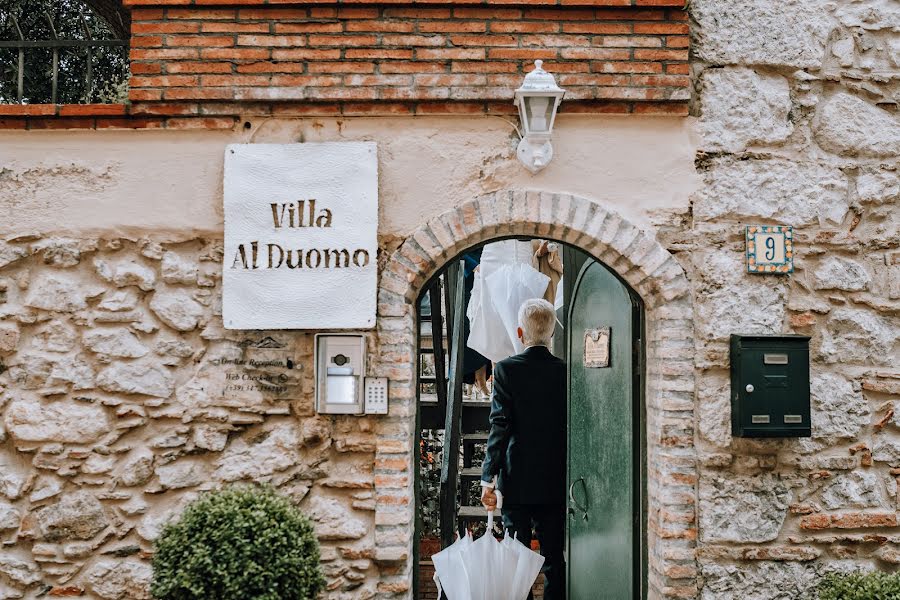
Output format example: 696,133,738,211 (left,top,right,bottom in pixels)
487,476,502,530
